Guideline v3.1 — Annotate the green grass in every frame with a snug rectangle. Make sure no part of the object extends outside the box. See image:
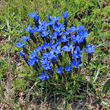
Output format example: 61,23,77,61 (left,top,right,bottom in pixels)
0,0,110,109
